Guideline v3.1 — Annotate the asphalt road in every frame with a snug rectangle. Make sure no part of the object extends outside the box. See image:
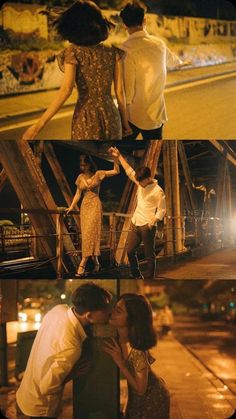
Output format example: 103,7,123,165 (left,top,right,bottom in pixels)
1,72,236,140
164,74,236,139
174,315,236,395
